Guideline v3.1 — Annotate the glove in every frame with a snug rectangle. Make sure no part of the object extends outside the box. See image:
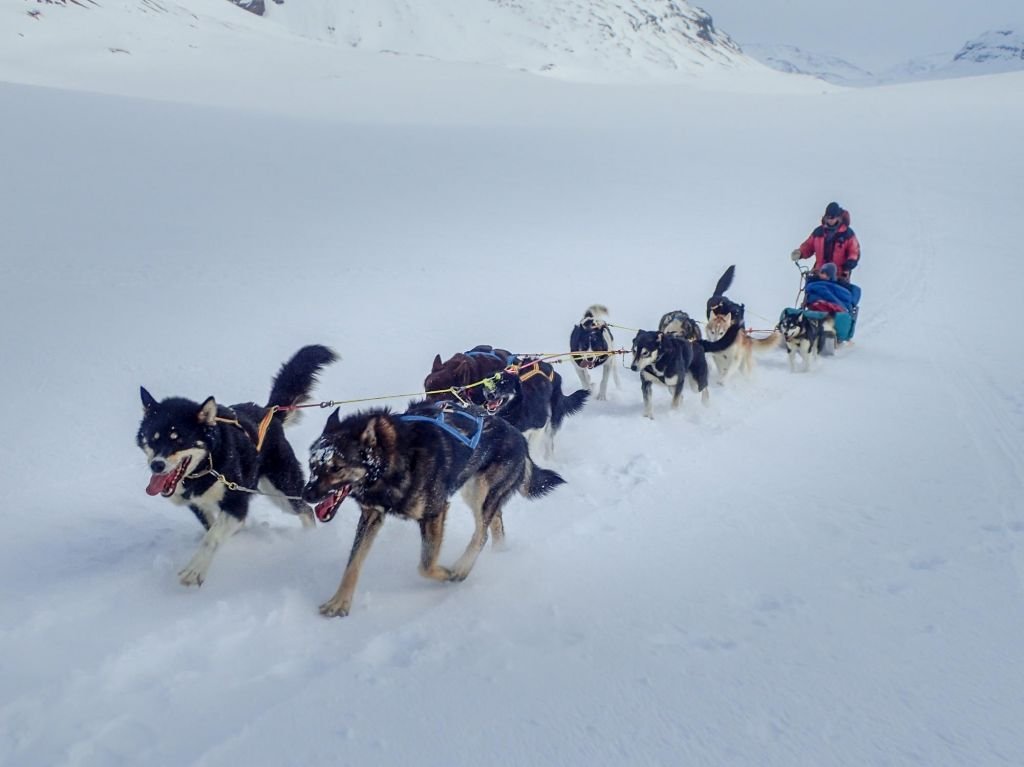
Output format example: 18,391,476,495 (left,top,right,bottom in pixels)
790,249,802,262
